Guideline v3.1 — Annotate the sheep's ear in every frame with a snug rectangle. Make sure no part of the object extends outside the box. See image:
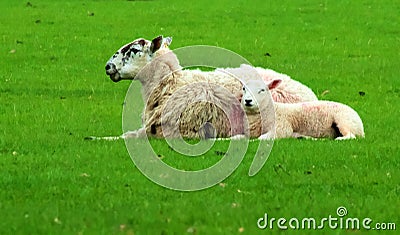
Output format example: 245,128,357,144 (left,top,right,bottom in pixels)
164,37,172,47
150,35,163,53
267,79,282,90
